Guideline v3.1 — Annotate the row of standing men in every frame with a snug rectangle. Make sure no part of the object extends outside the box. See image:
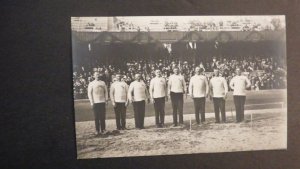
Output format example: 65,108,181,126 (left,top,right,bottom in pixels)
87,67,251,135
